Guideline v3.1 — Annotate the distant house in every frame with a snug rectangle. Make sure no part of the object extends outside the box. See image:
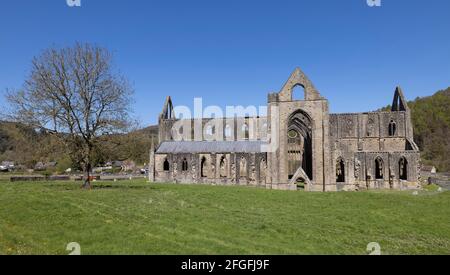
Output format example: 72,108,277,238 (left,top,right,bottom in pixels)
92,165,113,173
421,165,437,174
0,161,15,172
121,160,136,172
421,165,437,184
97,161,124,172
1,161,15,167
34,162,45,171
34,161,57,171
111,161,123,168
